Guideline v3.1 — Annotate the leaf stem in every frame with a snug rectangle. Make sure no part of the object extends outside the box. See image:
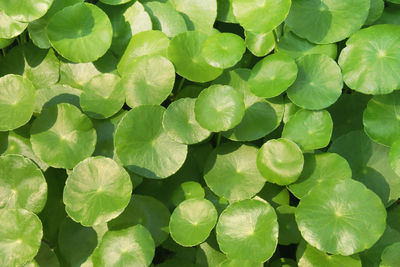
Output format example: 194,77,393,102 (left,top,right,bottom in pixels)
272,29,279,47
1,49,5,57
177,77,185,93
216,133,222,147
